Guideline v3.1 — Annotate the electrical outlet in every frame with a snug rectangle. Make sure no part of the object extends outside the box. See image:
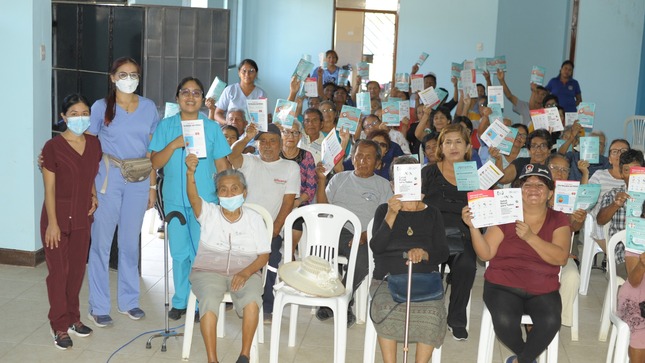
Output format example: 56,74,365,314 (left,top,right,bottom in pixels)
476,42,484,52
40,44,46,61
